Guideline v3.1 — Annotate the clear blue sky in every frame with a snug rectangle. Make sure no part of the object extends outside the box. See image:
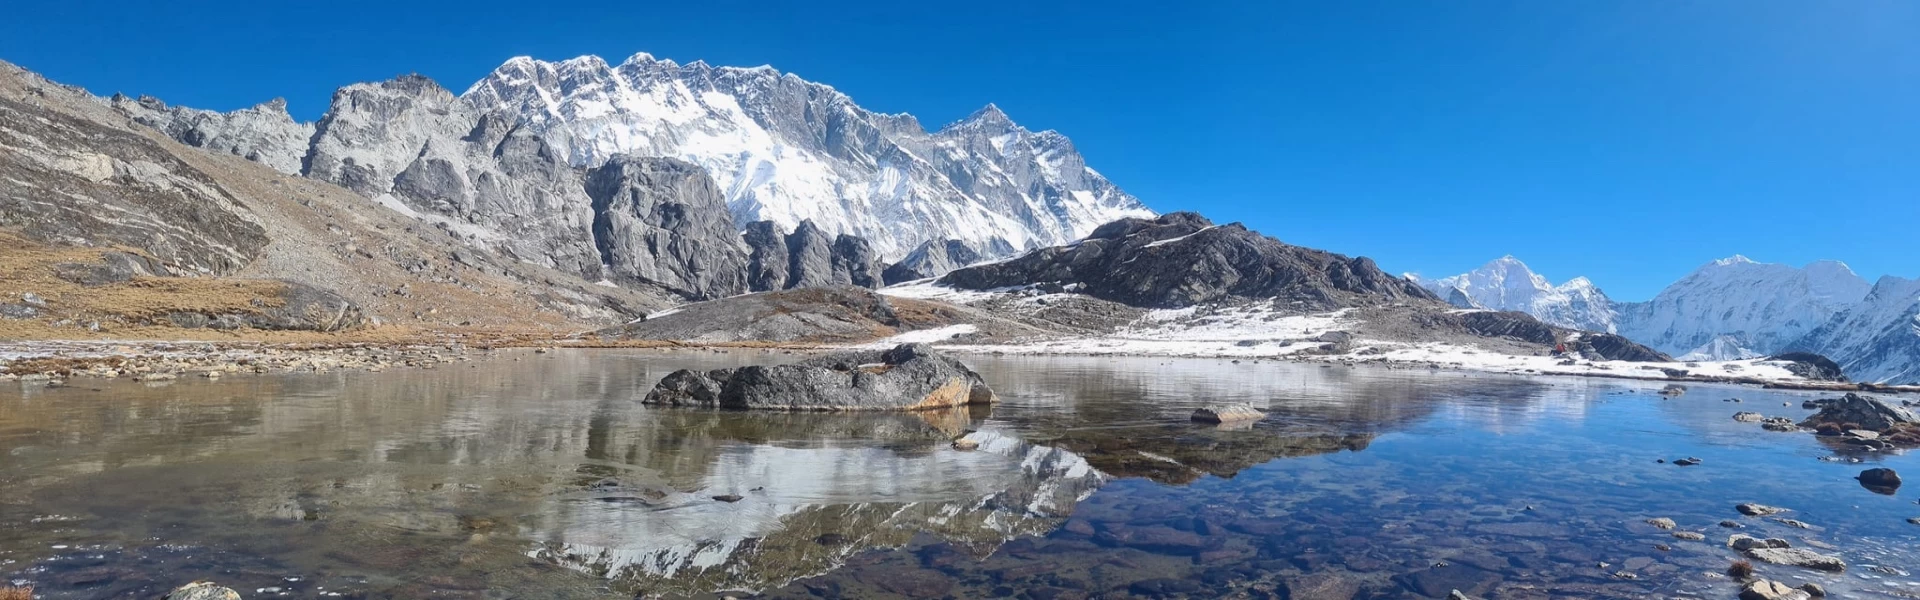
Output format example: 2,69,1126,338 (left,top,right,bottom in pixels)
4,1,1915,299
